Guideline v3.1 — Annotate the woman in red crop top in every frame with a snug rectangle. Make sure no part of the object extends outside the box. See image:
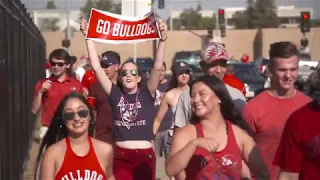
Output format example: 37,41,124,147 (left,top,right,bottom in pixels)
166,75,270,180
34,93,115,180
